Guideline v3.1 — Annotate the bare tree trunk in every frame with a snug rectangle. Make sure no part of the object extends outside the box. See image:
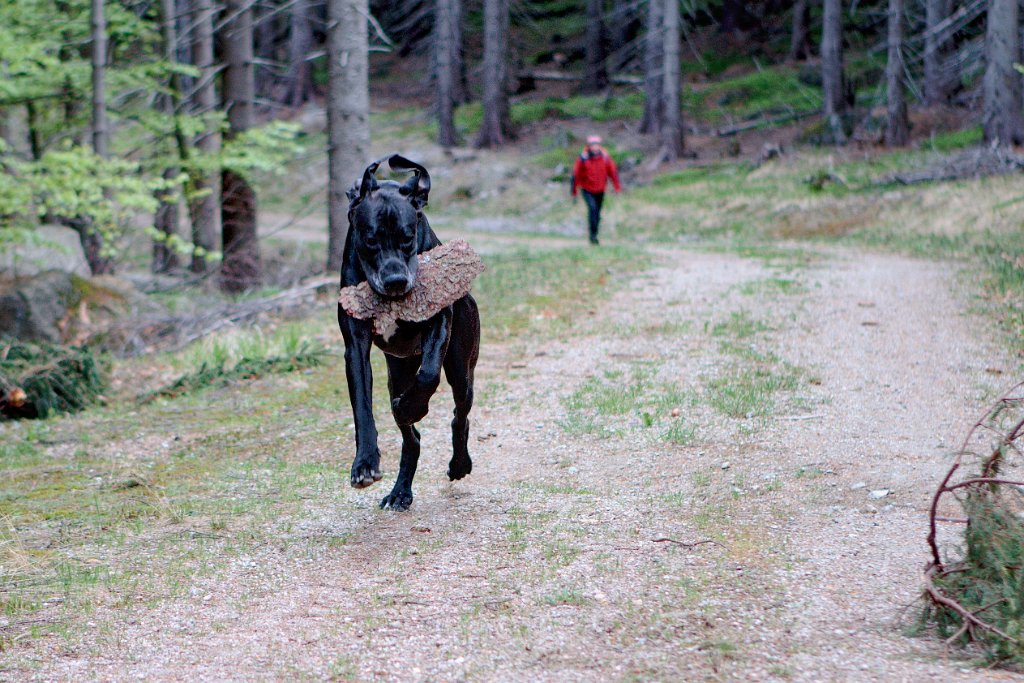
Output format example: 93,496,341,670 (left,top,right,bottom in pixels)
640,0,664,135
326,0,370,272
87,0,113,274
788,0,812,61
435,0,458,146
189,0,221,275
821,0,847,144
221,0,261,292
924,0,953,104
475,0,511,148
91,0,108,159
284,0,314,107
720,0,742,34
582,0,608,93
884,0,908,147
983,0,1023,145
451,0,468,104
660,0,683,161
609,0,633,72
153,0,182,274
26,102,42,161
